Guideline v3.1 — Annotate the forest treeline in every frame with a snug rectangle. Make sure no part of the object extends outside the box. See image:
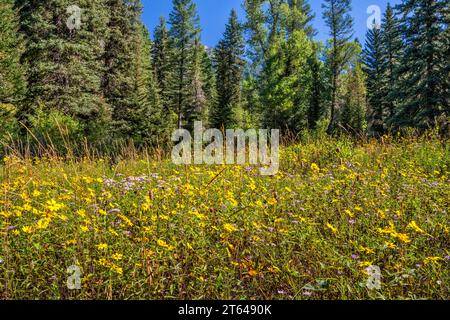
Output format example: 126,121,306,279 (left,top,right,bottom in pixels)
0,0,449,152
